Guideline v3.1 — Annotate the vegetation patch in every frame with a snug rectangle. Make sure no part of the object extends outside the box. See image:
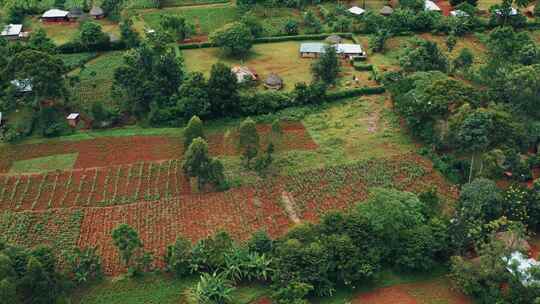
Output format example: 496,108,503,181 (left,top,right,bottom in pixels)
9,153,79,174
